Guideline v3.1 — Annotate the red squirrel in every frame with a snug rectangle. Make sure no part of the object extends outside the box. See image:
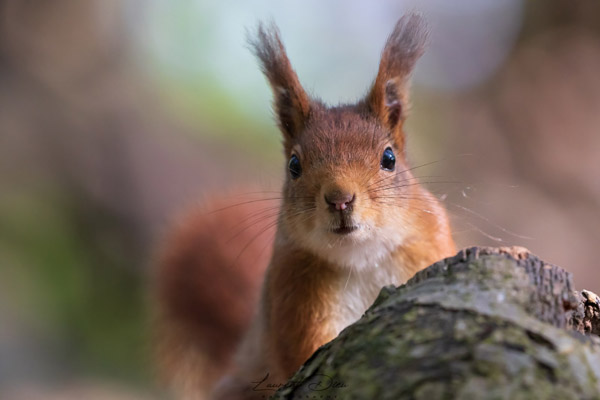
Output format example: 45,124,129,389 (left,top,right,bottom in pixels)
154,13,456,399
